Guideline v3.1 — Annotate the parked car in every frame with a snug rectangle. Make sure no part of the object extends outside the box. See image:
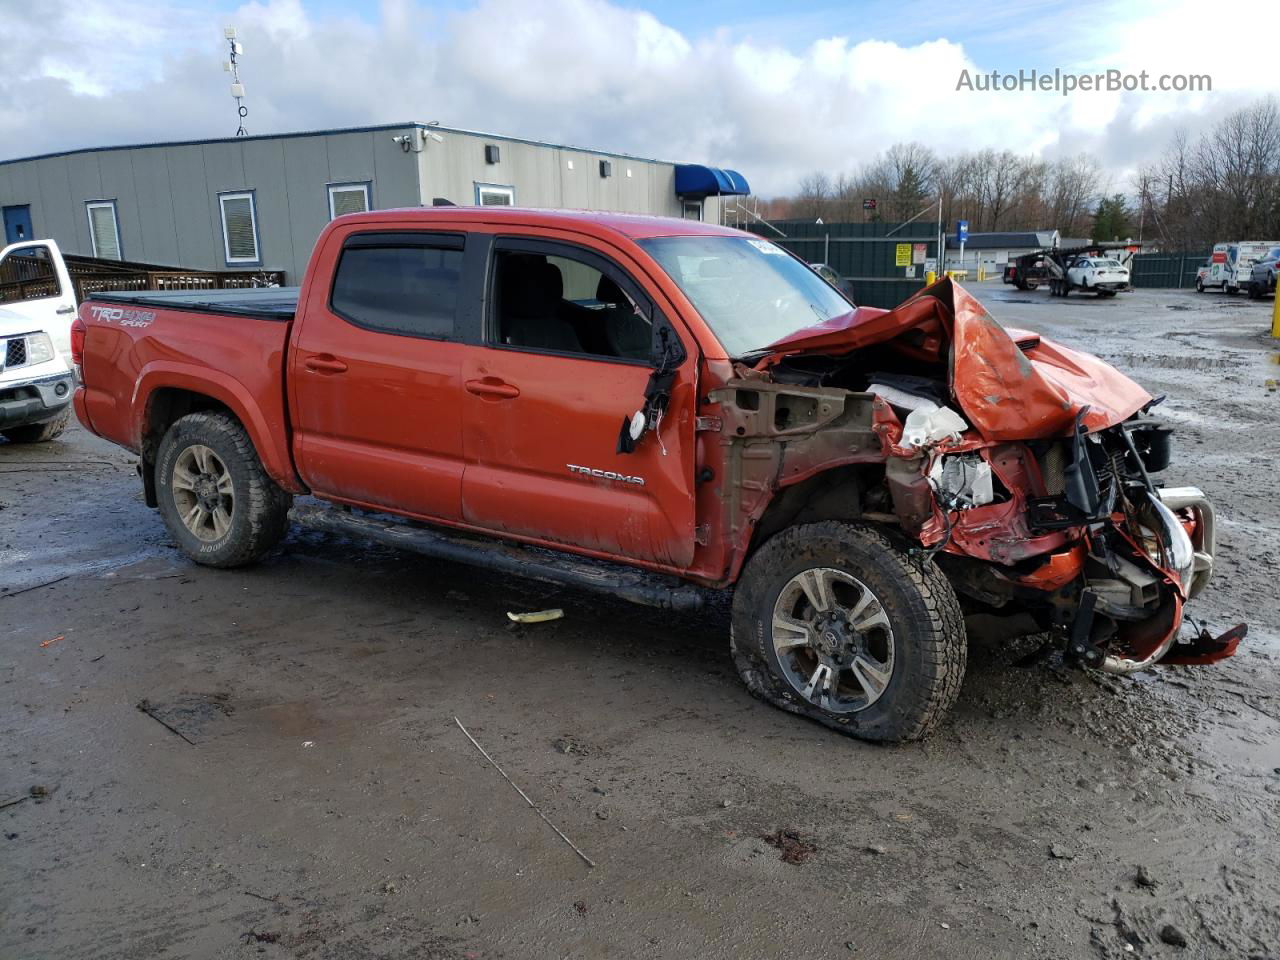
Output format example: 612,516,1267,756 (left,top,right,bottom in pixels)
0,239,77,443
72,208,1241,742
808,262,856,302
1065,256,1131,296
1246,245,1280,299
